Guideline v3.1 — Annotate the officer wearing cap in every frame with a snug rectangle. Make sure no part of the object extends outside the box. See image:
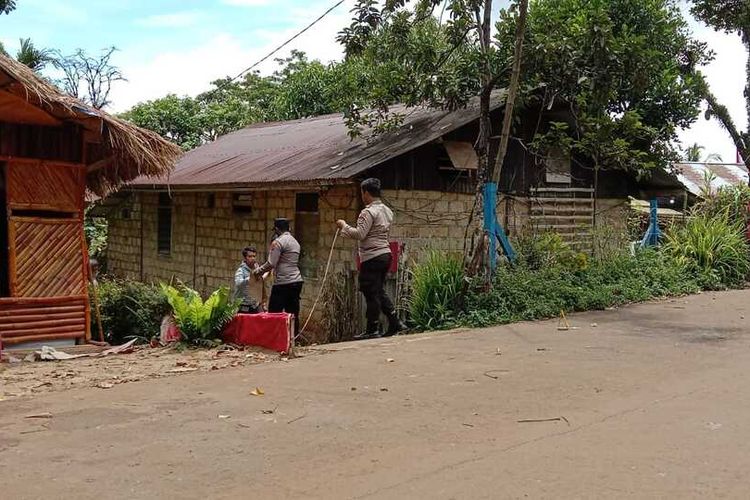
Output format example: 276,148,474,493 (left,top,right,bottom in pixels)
255,218,303,338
